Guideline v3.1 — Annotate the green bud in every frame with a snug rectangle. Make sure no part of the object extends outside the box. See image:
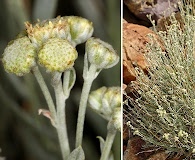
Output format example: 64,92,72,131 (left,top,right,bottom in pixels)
38,38,78,72
86,37,119,69
25,16,71,47
88,86,121,121
2,36,36,76
64,16,94,46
